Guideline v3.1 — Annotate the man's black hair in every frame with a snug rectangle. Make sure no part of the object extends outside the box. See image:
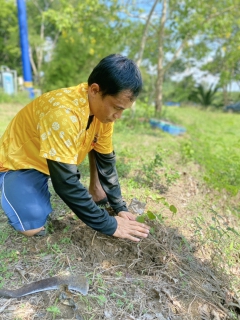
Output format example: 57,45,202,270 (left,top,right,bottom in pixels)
88,54,142,100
